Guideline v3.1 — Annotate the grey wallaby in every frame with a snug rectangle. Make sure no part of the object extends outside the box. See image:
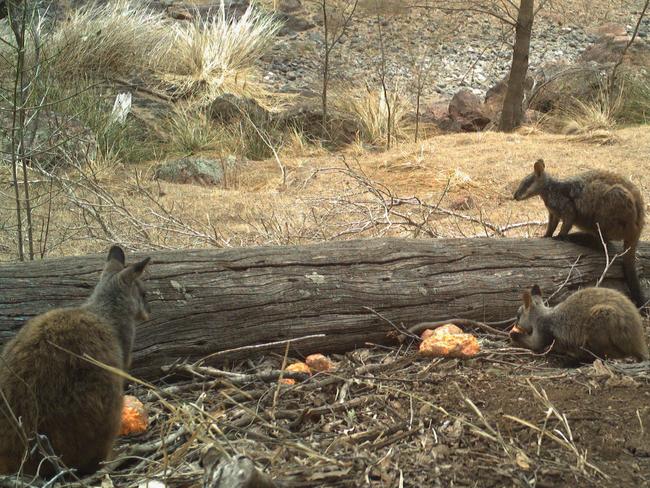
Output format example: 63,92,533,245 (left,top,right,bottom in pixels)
0,245,151,477
510,285,649,363
513,159,646,306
